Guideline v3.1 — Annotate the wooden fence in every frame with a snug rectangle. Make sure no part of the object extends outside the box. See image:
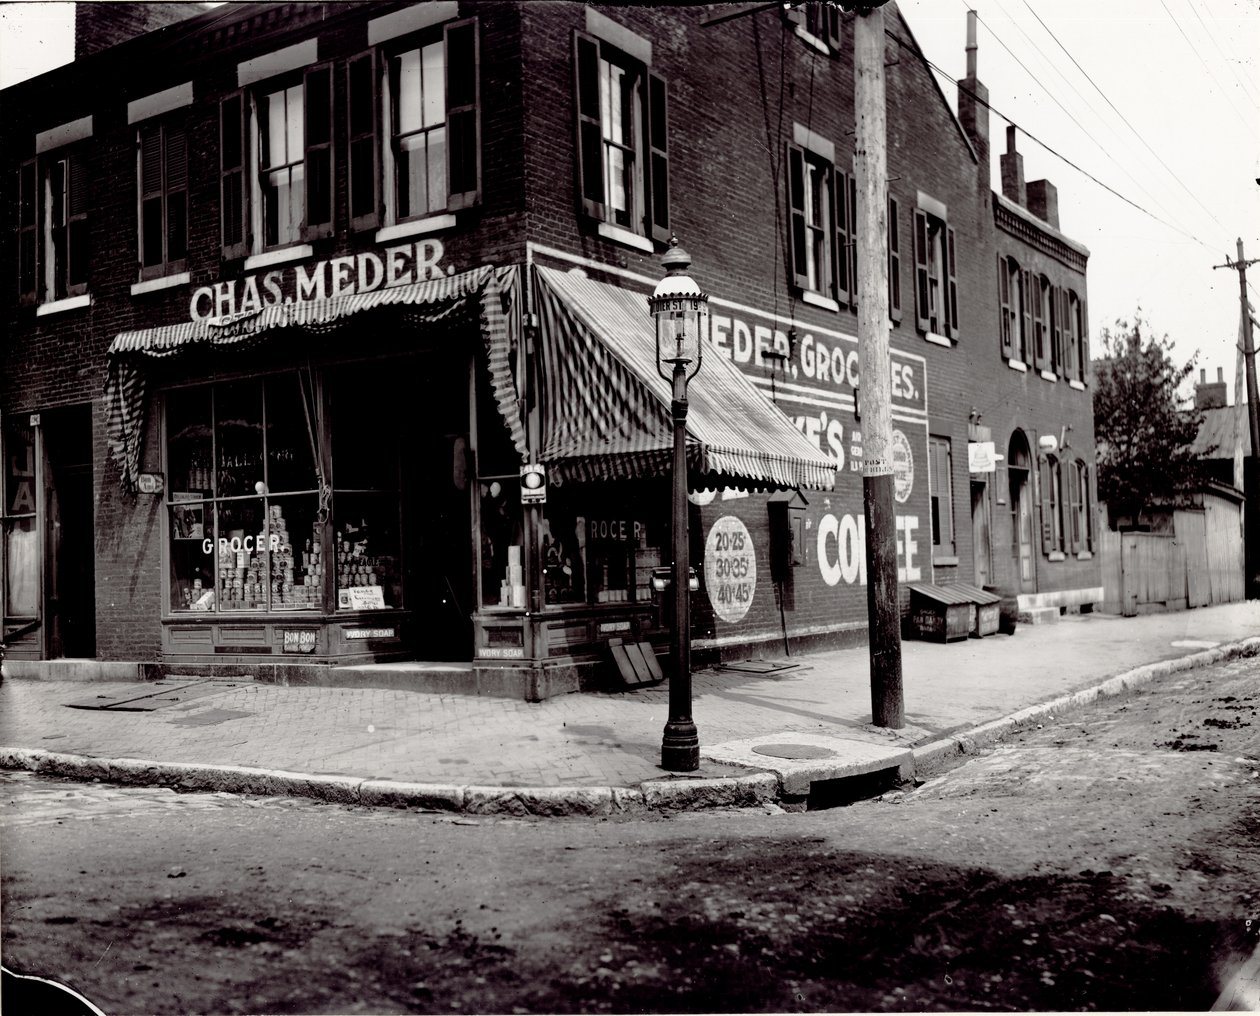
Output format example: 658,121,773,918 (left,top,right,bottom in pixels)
1098,496,1244,615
